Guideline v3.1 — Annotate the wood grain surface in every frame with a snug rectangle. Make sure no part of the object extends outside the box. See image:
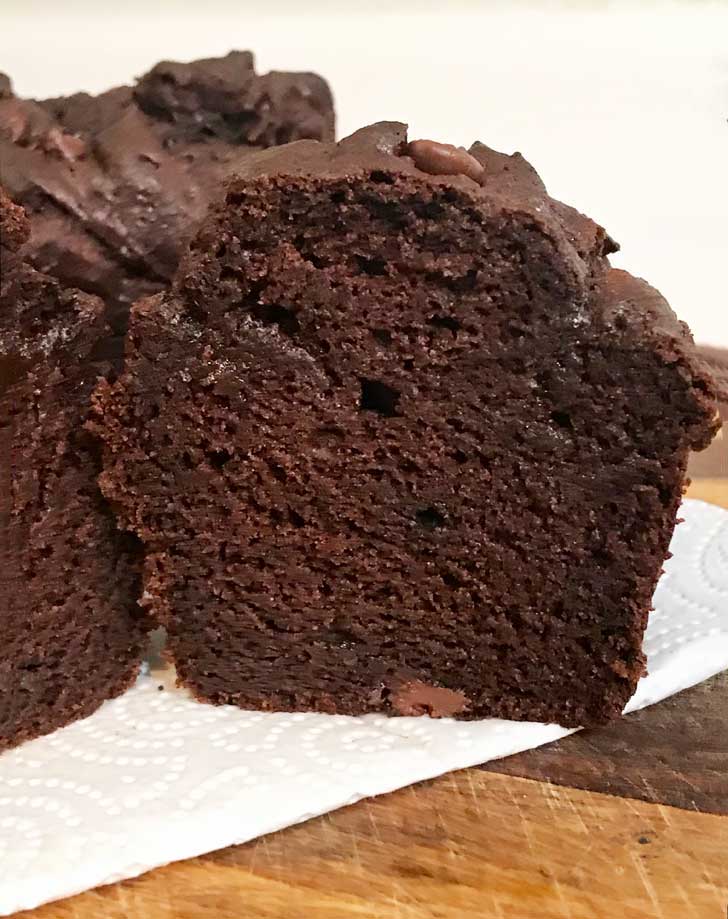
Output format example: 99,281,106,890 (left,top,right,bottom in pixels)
486,669,728,815
20,770,728,919
17,352,728,919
